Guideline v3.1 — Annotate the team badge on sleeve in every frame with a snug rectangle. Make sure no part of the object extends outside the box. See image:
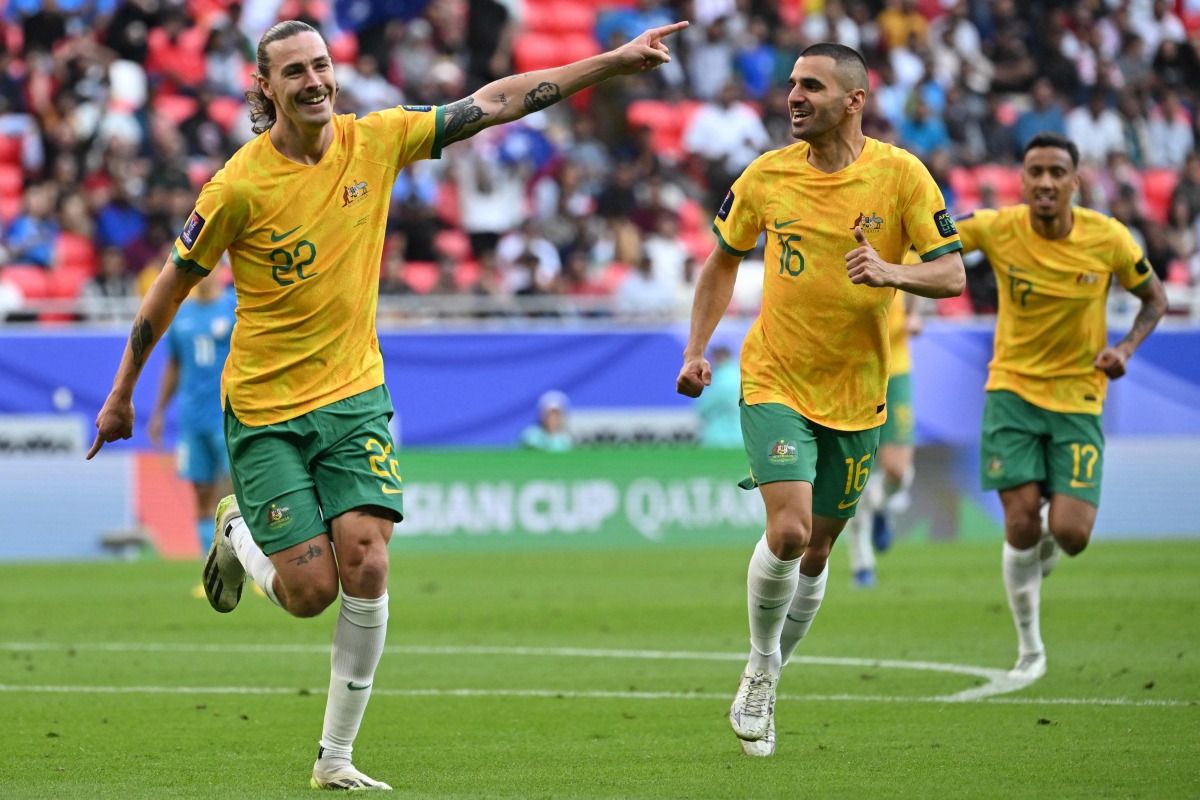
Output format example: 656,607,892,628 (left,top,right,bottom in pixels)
934,209,957,238
402,105,432,112
718,190,735,221
180,210,206,249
